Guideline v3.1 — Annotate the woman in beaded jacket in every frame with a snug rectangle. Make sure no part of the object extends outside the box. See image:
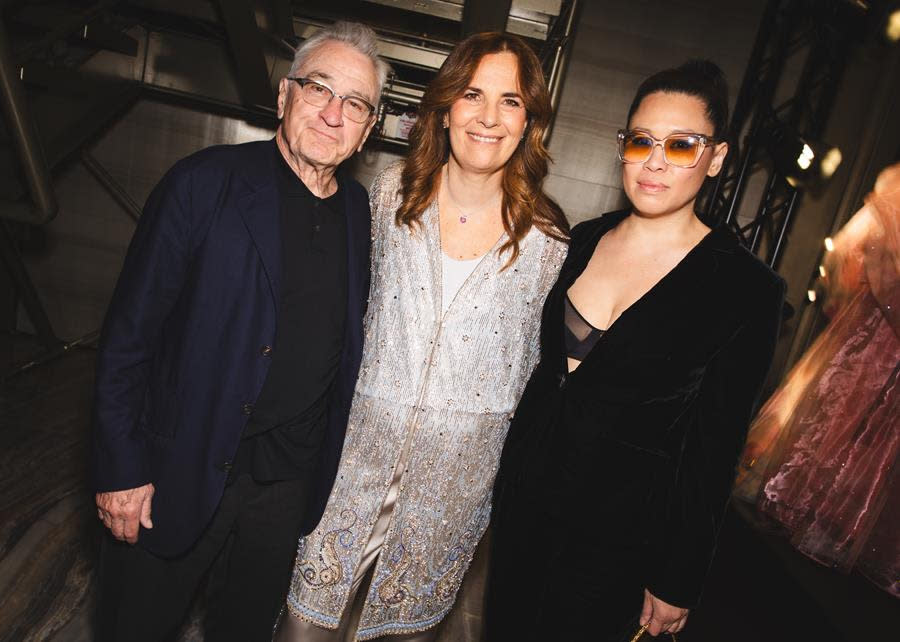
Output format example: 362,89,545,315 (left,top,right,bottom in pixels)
275,33,569,641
